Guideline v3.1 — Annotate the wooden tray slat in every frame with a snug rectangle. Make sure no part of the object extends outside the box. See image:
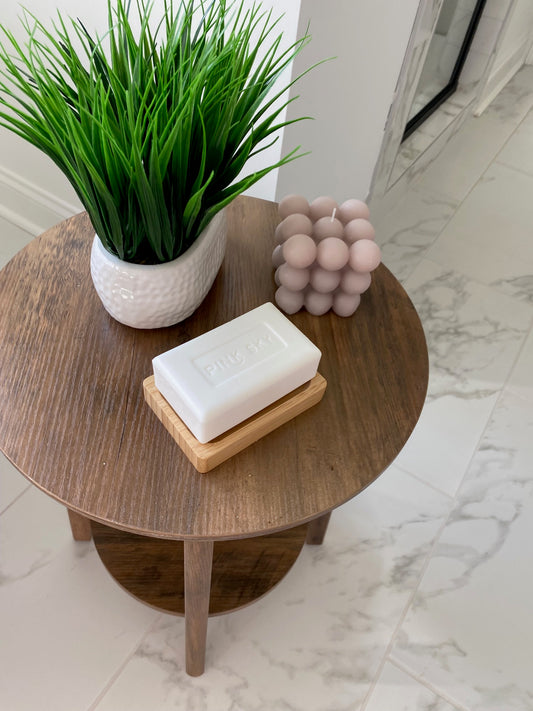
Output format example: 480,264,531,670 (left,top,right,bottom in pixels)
143,373,327,473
